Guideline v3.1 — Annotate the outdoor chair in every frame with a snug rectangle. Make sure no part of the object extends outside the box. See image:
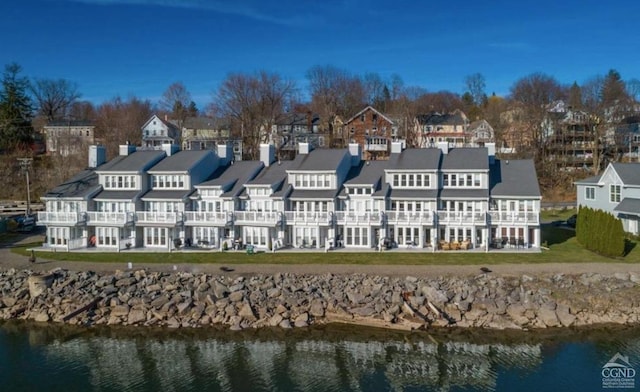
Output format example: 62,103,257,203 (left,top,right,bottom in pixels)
509,237,517,248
